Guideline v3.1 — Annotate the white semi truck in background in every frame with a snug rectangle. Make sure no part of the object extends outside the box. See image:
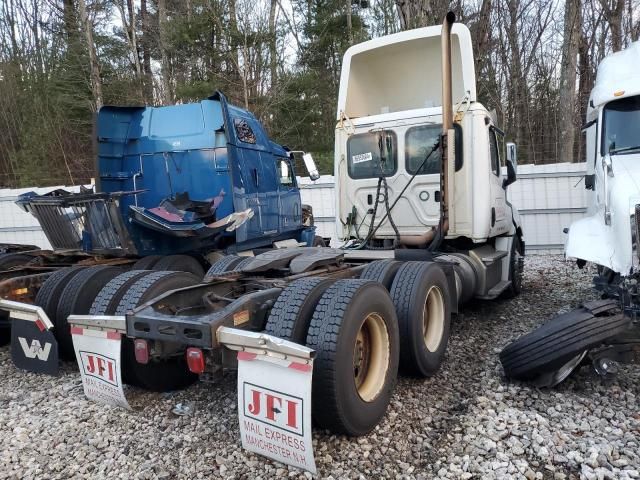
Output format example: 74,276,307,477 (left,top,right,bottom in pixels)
2,13,525,472
501,41,640,386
